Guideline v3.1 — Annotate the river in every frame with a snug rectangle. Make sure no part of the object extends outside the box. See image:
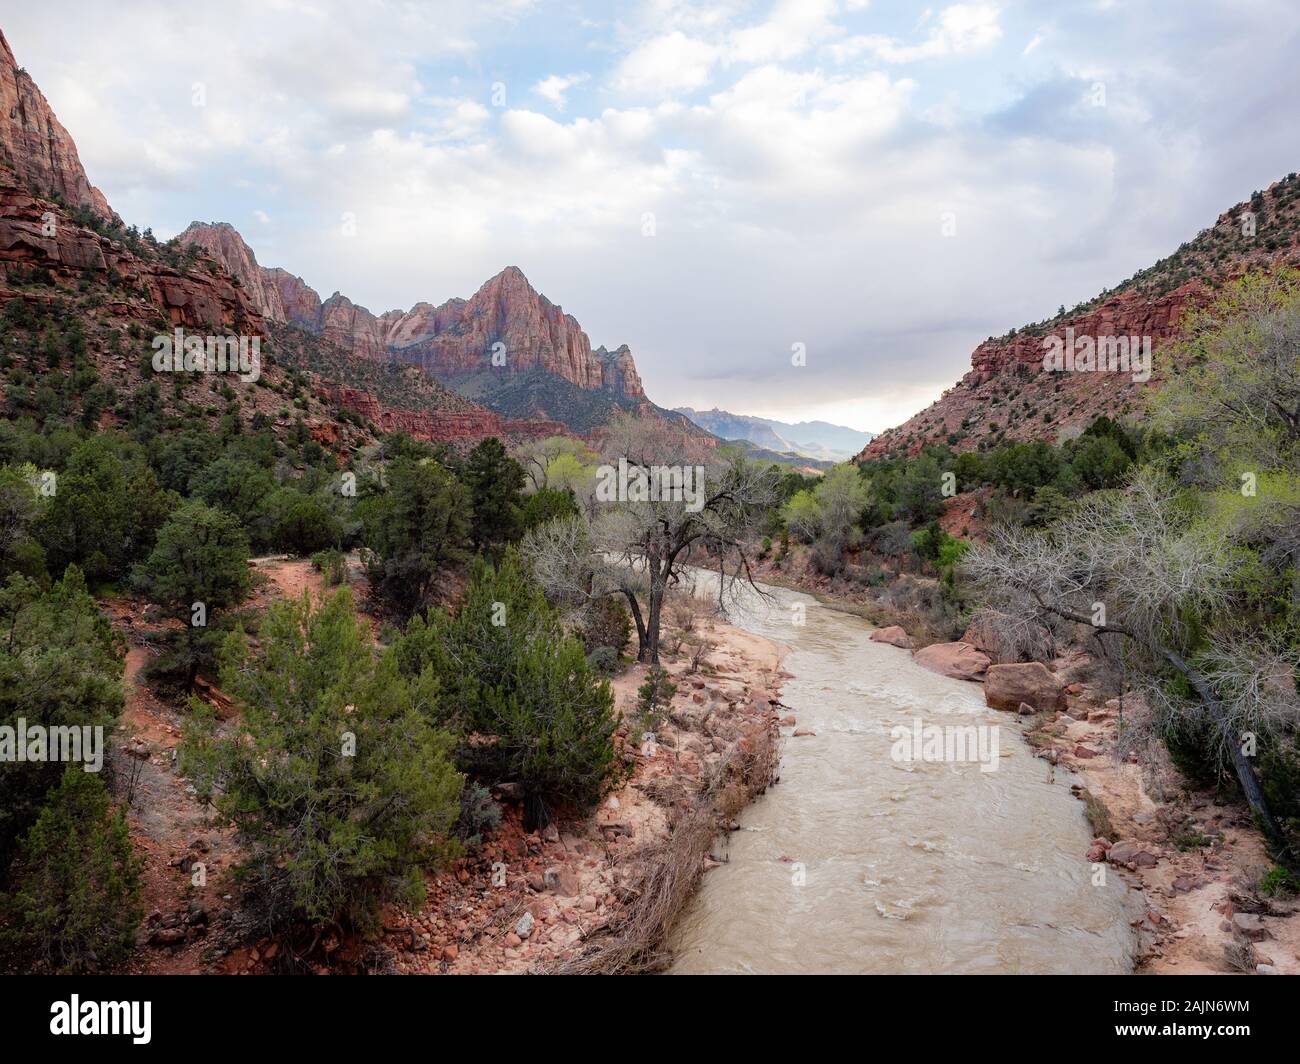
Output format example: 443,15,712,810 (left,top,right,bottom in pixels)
668,573,1139,974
